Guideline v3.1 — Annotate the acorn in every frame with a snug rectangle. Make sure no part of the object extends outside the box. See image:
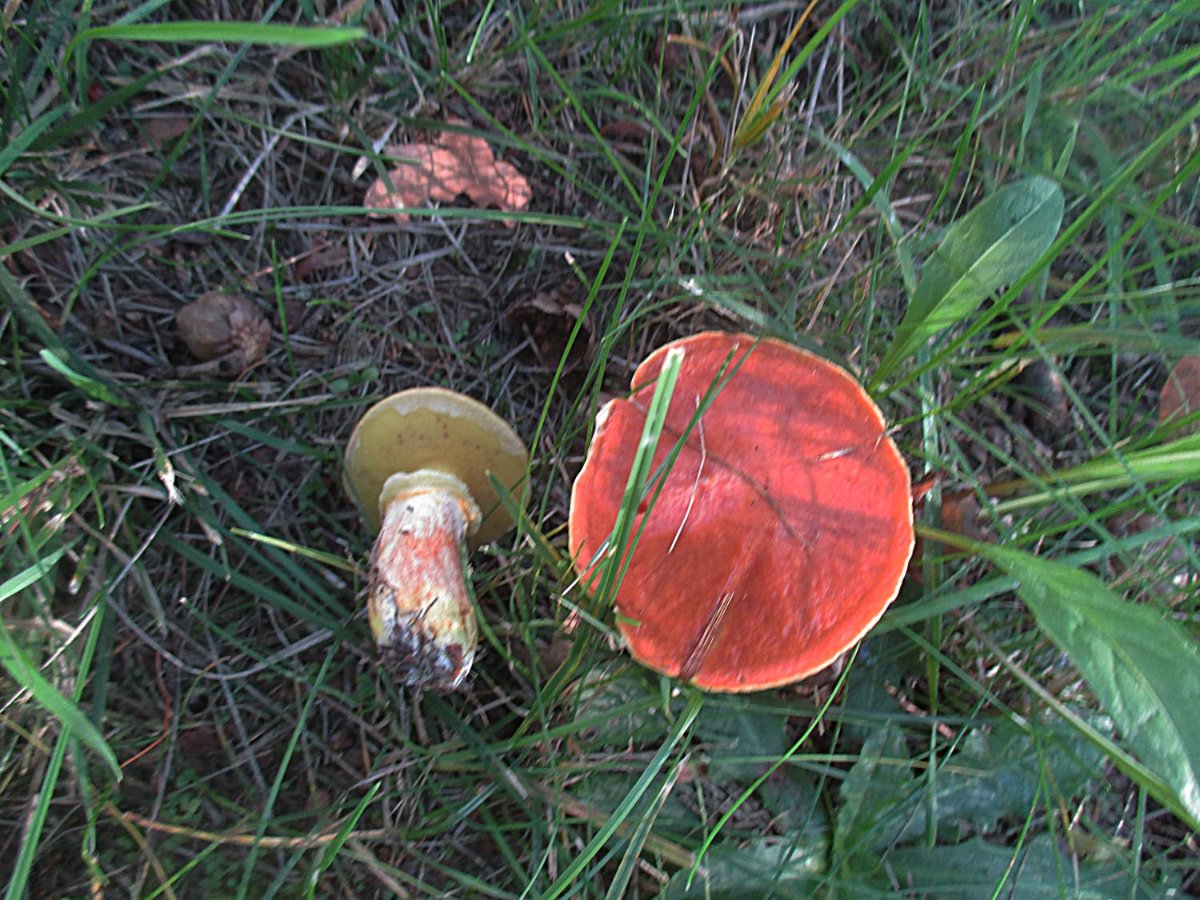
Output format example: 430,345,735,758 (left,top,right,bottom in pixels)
176,292,270,371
